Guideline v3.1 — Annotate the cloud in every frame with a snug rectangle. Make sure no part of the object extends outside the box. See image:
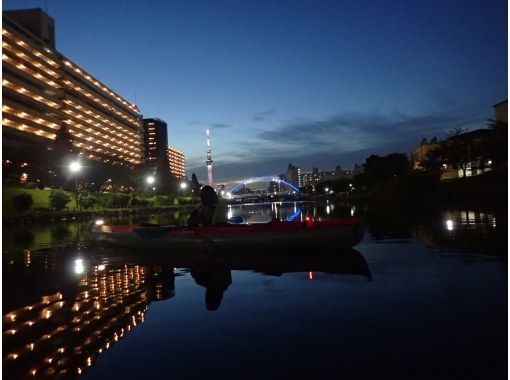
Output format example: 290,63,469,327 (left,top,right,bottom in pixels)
427,89,459,108
187,121,232,129
187,108,488,183
210,123,232,129
252,110,275,122
256,110,463,152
